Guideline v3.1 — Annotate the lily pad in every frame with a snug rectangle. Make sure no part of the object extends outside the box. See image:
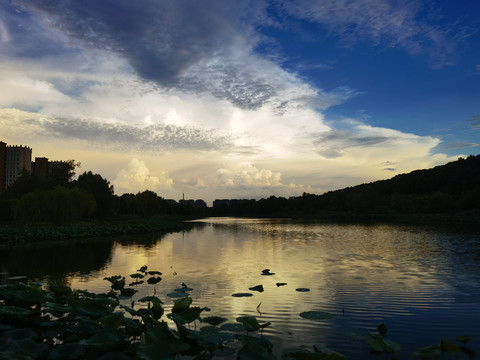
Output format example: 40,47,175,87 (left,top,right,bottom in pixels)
220,323,245,332
175,287,193,292
120,288,137,297
0,305,33,318
232,293,253,297
7,276,27,281
167,291,190,298
137,265,148,273
237,316,271,332
202,315,228,326
296,288,310,292
172,296,192,313
147,270,162,275
261,269,275,276
249,285,264,292
147,276,162,284
276,282,287,287
299,311,336,320
130,273,144,279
